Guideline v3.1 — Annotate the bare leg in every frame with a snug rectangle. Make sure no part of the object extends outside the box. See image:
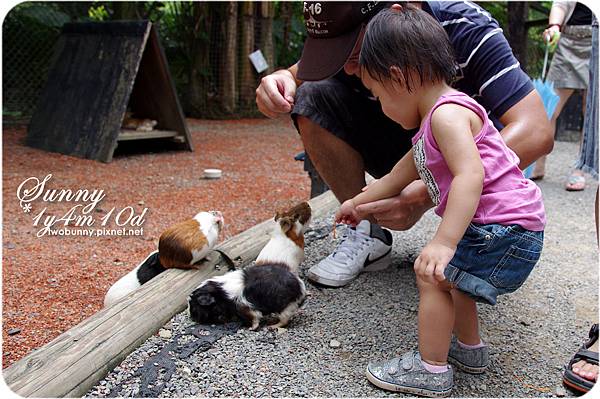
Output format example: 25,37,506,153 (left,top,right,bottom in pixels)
566,90,589,189
417,278,454,365
297,115,367,203
451,289,481,345
532,88,575,178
